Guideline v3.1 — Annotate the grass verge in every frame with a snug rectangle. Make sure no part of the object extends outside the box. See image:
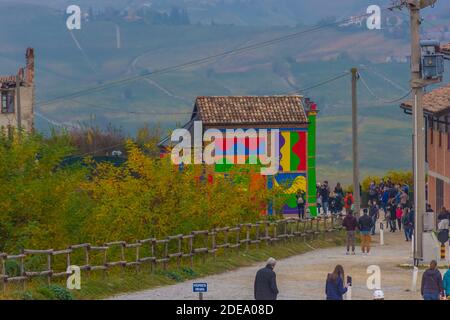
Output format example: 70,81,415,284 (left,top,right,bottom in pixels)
0,233,345,300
